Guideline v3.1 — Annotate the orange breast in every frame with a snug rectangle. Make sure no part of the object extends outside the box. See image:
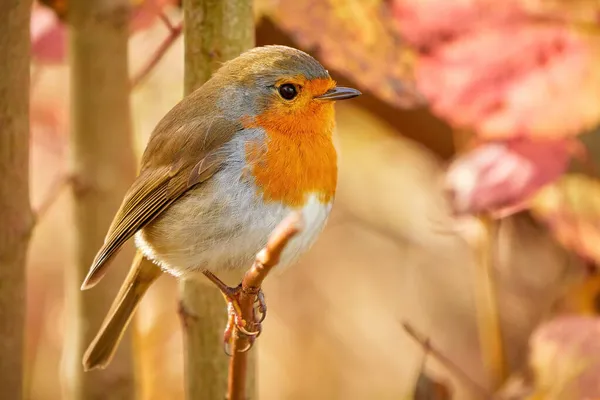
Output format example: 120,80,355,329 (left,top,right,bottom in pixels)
243,102,338,207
